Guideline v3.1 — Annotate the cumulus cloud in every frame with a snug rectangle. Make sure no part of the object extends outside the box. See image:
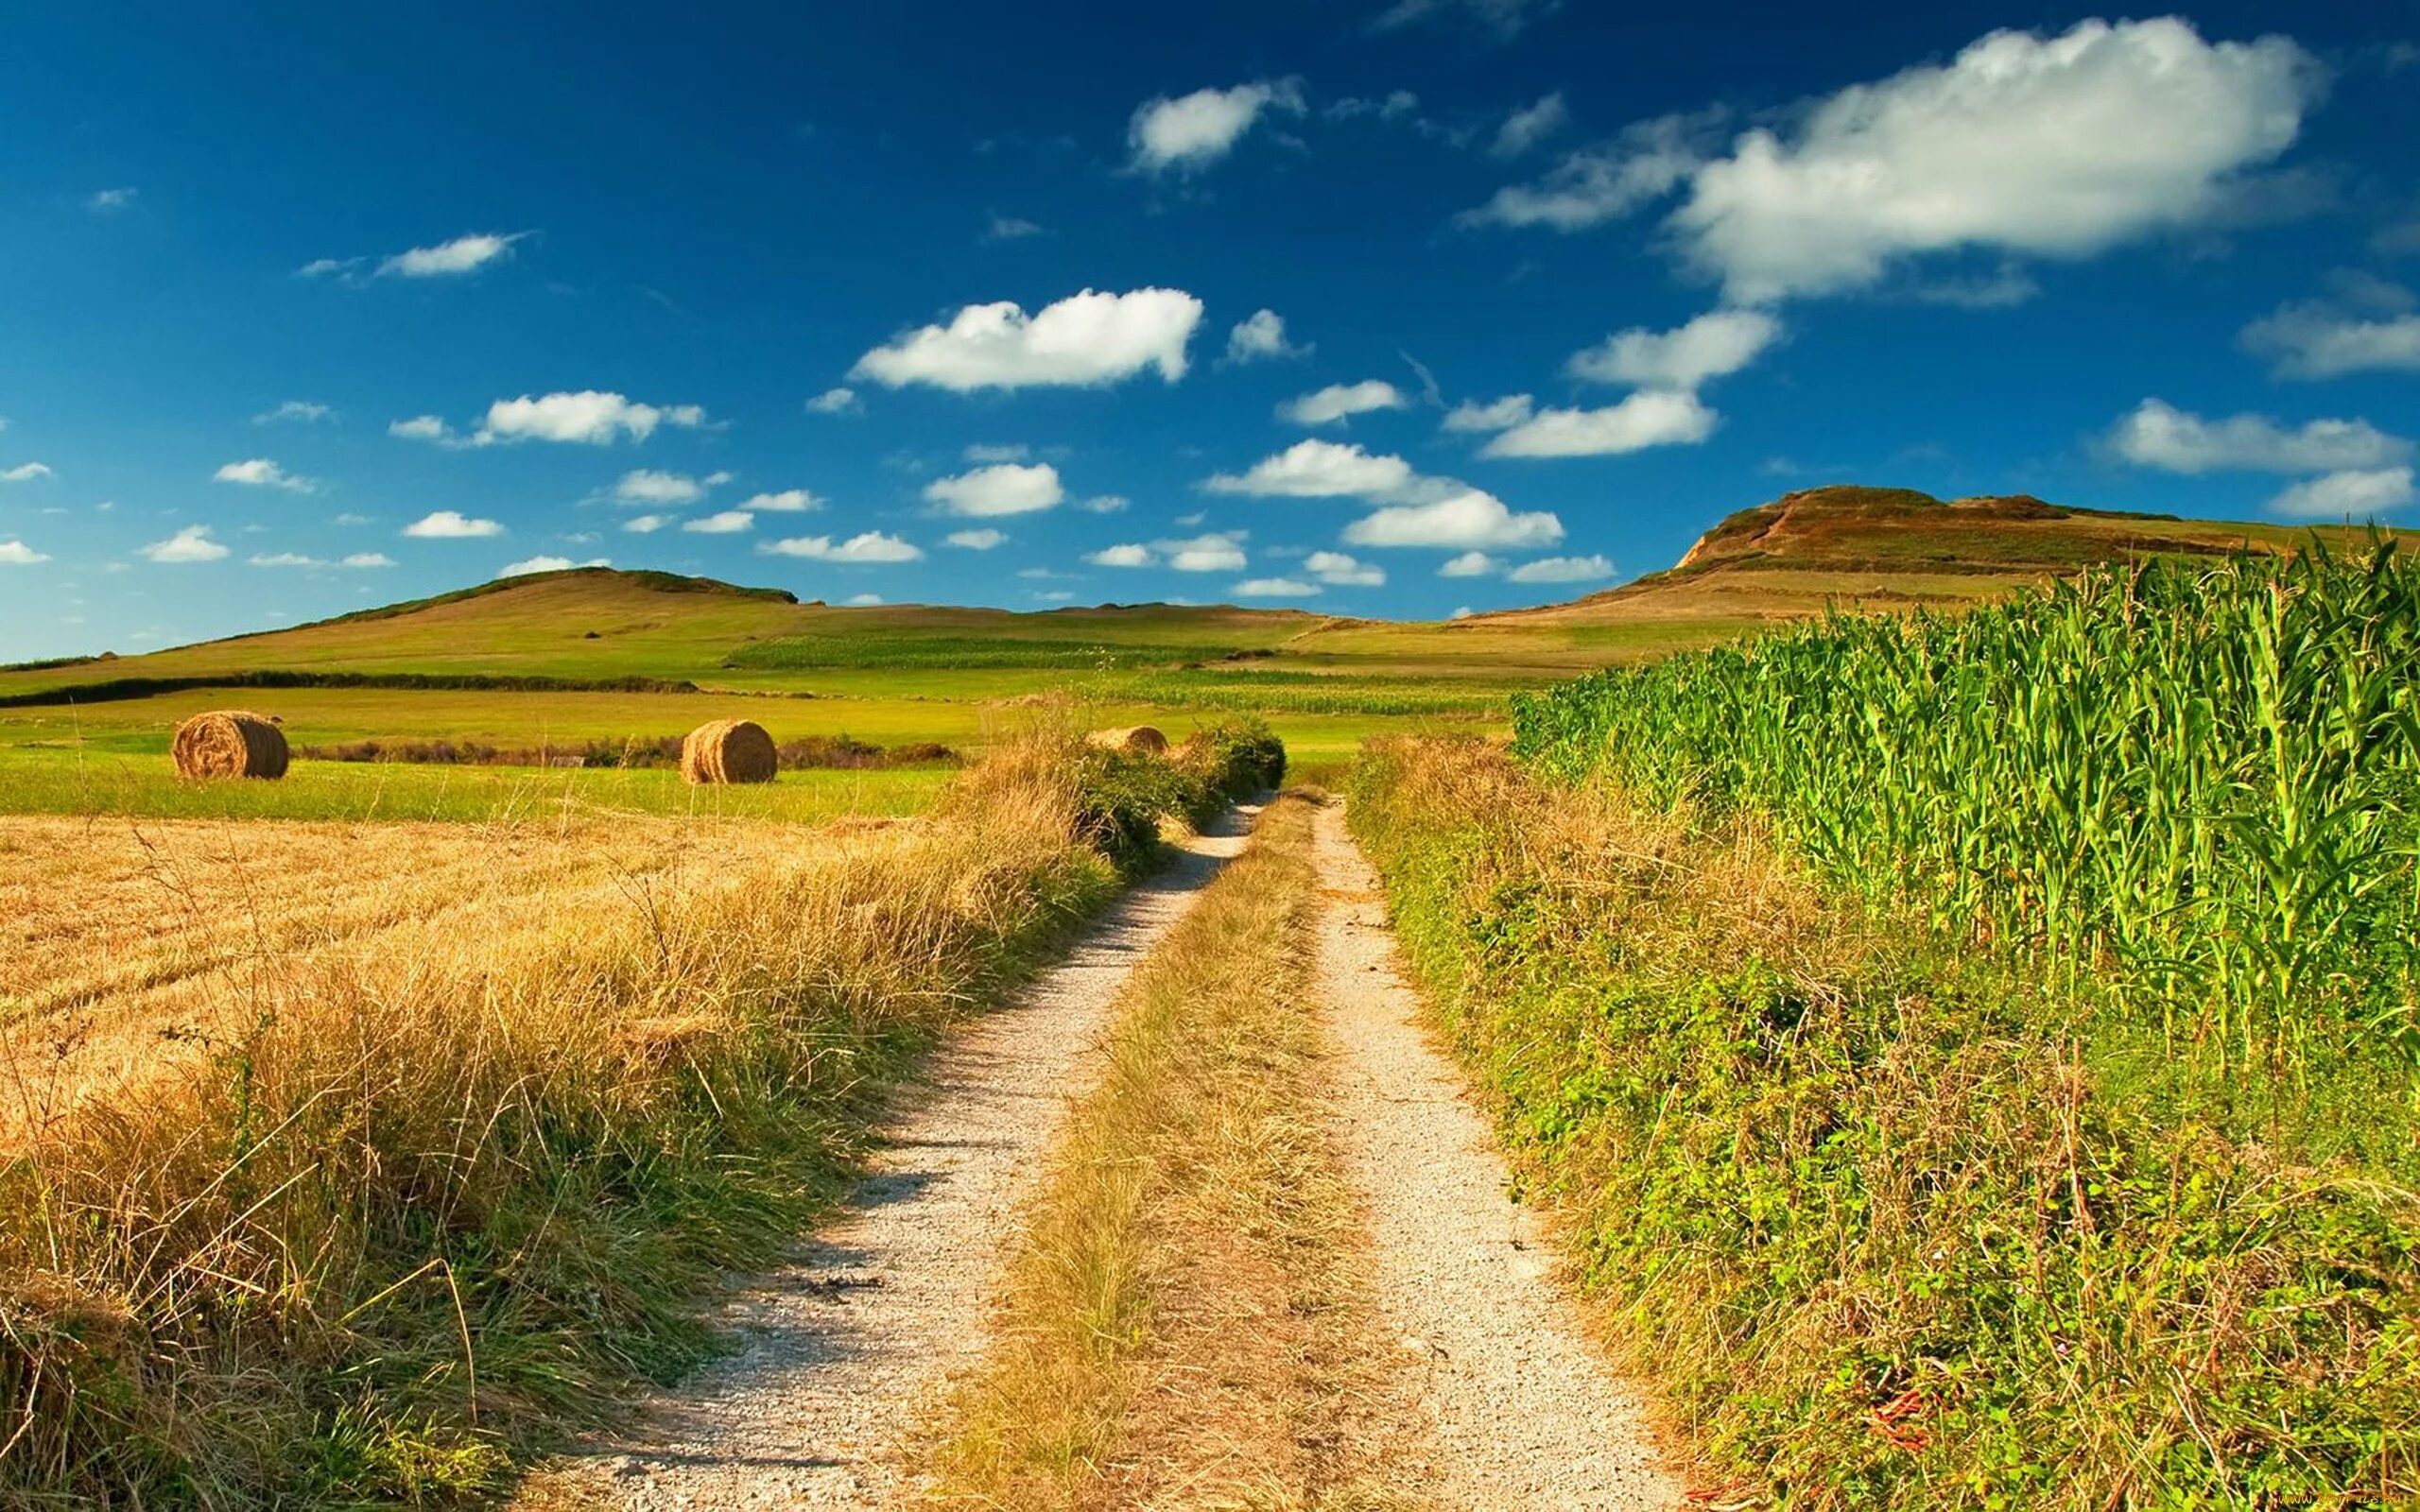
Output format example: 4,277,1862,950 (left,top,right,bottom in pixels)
1507,553,1615,583
1232,576,1320,597
140,524,228,562
759,531,925,563
1438,550,1502,576
853,288,1202,392
1203,439,1418,498
0,540,50,565
925,461,1064,516
1566,309,1781,388
805,387,862,415
499,555,608,577
2108,399,2411,473
1279,380,1410,426
2267,467,2415,519
1164,533,1248,572
1080,494,1131,514
379,232,528,278
1443,395,1536,433
623,514,673,533
1461,110,1720,231
254,400,332,424
1128,79,1305,174
1473,20,2322,304
1343,489,1563,549
1480,389,1719,457
1492,93,1570,159
844,593,885,607
389,415,455,442
739,489,820,513
945,528,1007,550
682,510,754,534
0,462,55,482
214,457,316,492
1304,549,1385,586
2241,286,2420,379
404,510,505,539
614,469,712,505
341,552,396,568
1088,543,1156,568
1225,308,1311,365
477,391,706,445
